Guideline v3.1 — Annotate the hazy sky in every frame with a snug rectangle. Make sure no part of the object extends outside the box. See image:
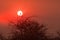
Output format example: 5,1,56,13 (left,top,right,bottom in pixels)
0,0,60,37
